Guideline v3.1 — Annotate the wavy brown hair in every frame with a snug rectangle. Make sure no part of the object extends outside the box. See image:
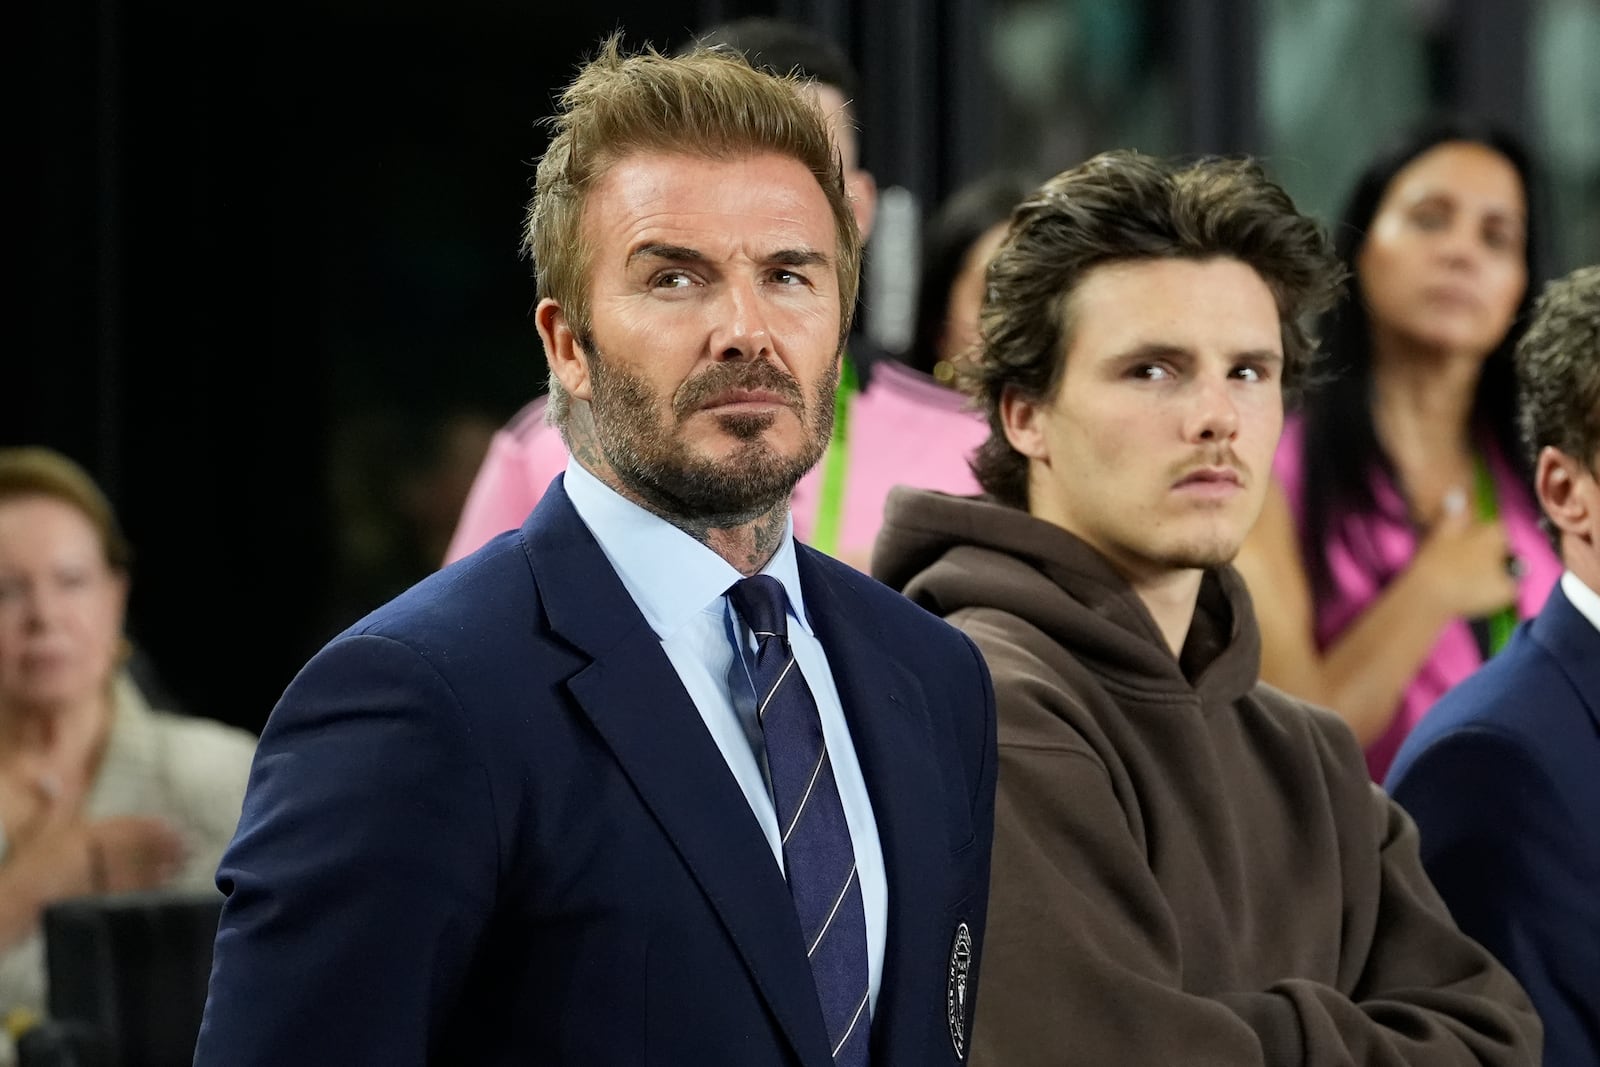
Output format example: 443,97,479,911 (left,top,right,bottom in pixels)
966,149,1344,508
